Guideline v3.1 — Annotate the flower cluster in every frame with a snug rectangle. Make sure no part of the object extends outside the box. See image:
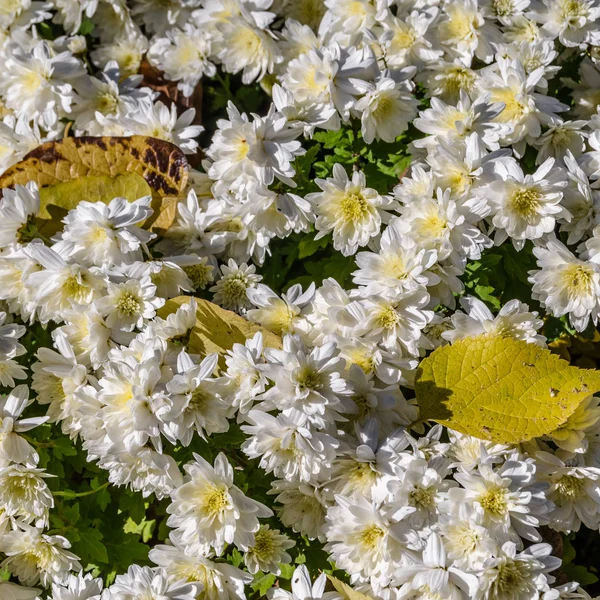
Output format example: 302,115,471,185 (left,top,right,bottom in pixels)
3,0,600,599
